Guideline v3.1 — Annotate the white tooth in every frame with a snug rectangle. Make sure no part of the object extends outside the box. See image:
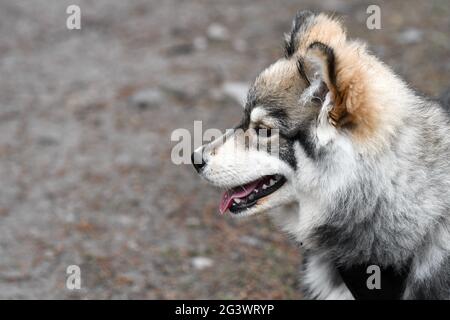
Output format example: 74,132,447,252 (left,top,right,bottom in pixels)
270,179,275,186
254,189,258,193
262,184,268,189
234,198,241,204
